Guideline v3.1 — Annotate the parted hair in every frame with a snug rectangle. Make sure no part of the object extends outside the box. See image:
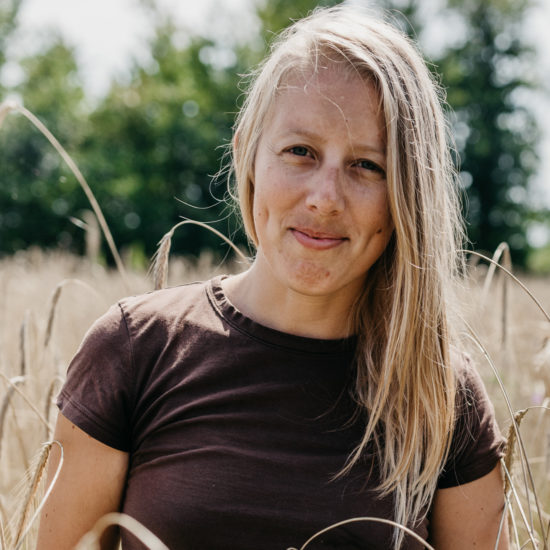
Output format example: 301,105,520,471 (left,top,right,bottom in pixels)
232,6,465,547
